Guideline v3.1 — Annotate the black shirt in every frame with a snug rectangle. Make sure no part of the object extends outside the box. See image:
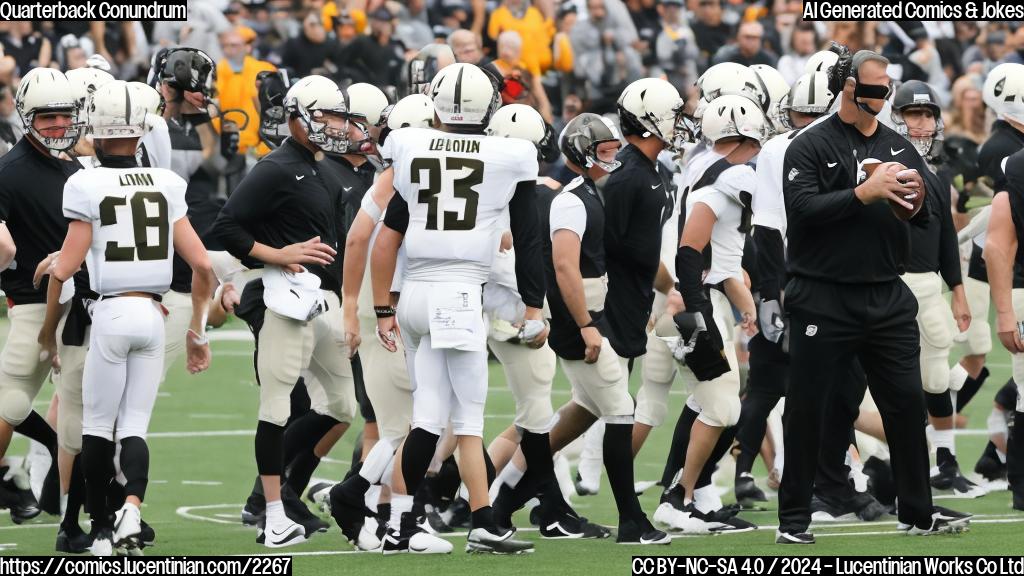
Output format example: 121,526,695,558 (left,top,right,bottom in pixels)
281,36,341,78
543,178,607,360
214,138,345,294
603,144,666,358
974,120,1024,285
0,138,84,305
323,155,375,232
1004,149,1024,271
906,168,962,288
783,114,929,284
168,115,219,293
